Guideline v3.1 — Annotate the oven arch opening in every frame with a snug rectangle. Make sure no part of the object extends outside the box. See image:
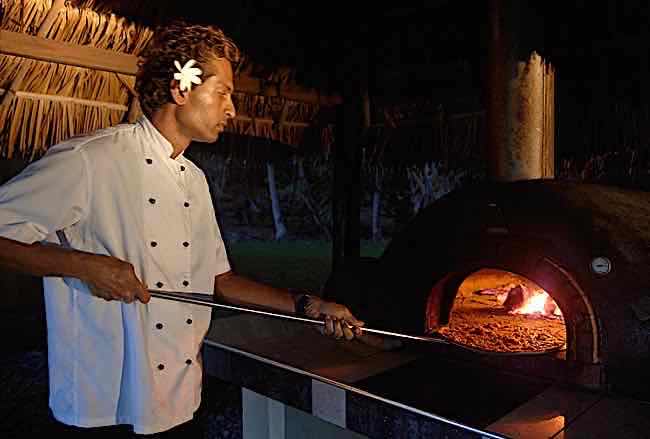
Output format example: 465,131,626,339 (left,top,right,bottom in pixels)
433,268,567,355
423,258,604,389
